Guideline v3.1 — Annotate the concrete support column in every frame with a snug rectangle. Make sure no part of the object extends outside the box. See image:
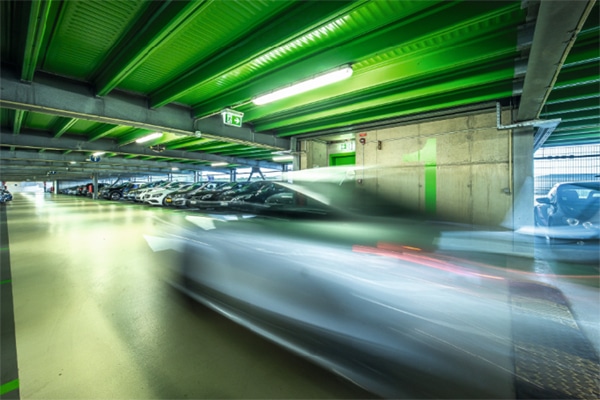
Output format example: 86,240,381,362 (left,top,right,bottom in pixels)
291,138,300,171
92,174,98,199
510,126,535,230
